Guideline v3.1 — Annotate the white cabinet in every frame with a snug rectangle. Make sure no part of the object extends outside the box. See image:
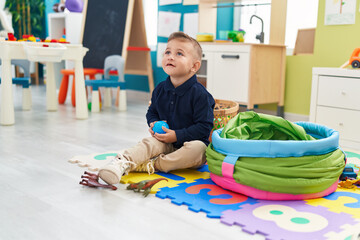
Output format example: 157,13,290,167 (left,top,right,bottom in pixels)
310,68,360,149
47,12,83,87
48,12,83,44
199,42,286,116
